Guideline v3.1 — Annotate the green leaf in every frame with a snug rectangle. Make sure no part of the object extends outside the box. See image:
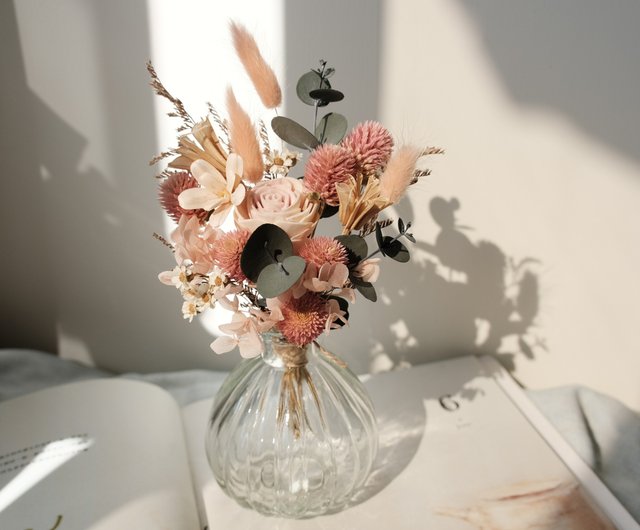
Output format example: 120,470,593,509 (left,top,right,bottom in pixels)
375,222,385,256
240,224,293,282
398,218,405,234
296,71,330,106
315,113,348,144
382,236,410,263
320,204,339,218
271,117,320,151
334,235,368,265
351,277,377,302
256,256,306,298
309,88,344,104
